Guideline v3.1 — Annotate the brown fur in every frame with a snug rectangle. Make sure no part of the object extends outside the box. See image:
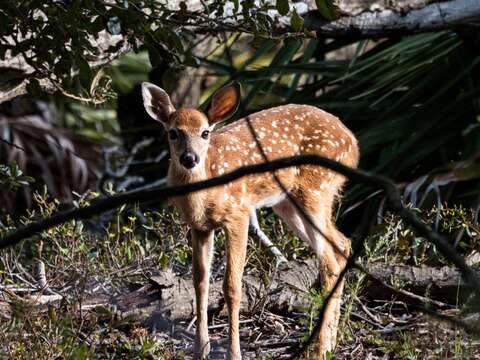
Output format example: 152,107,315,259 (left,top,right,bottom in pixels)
173,108,207,130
